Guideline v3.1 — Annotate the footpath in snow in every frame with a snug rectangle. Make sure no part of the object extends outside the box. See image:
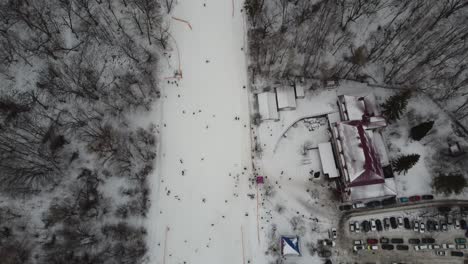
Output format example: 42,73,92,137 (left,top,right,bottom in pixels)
147,1,258,264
